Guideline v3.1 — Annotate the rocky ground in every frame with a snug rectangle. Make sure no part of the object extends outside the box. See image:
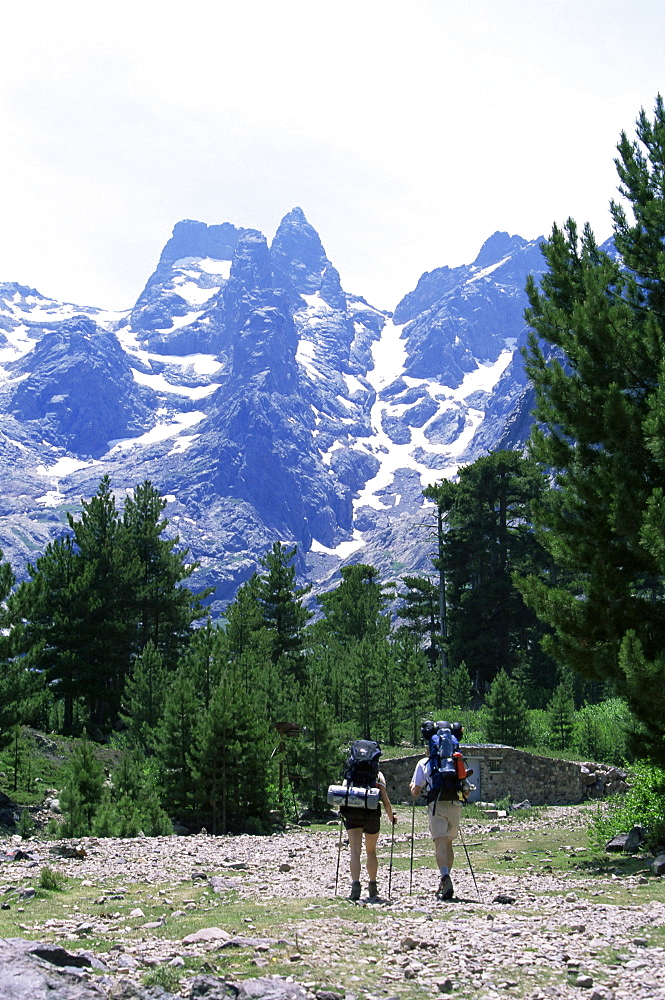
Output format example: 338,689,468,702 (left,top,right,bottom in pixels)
1,804,664,1000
